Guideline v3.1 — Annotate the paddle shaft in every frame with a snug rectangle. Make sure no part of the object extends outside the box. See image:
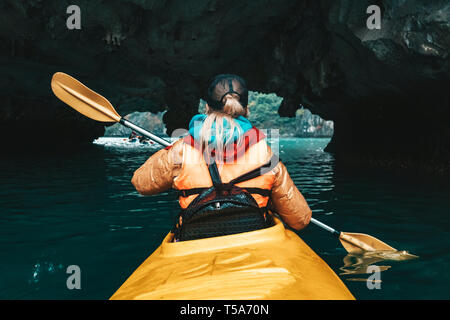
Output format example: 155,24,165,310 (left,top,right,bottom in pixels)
310,217,340,237
310,217,381,251
120,118,171,147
